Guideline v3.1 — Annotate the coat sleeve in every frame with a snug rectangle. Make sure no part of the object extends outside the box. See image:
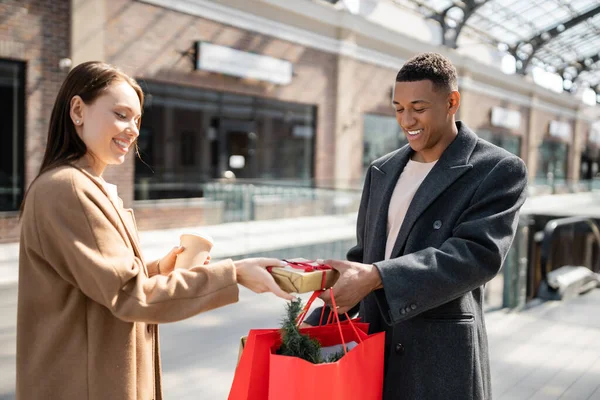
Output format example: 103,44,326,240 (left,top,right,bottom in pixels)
31,171,239,324
374,155,527,324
